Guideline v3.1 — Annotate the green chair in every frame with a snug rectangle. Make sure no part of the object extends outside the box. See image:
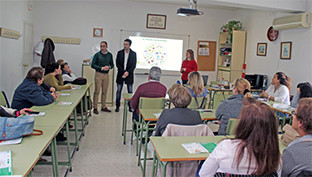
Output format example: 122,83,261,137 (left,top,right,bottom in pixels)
188,97,207,109
0,91,10,108
226,118,238,135
211,93,232,109
131,97,165,155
